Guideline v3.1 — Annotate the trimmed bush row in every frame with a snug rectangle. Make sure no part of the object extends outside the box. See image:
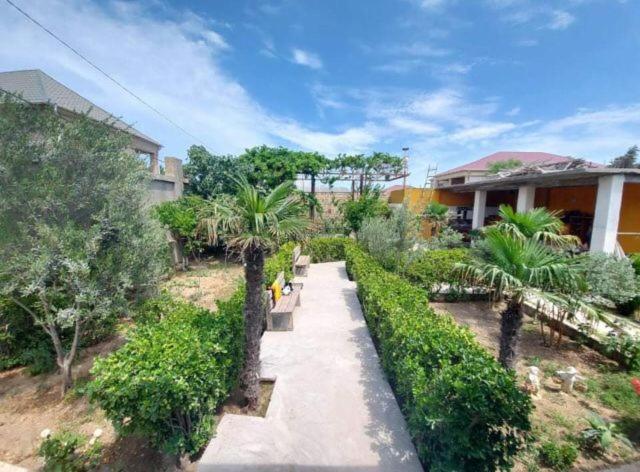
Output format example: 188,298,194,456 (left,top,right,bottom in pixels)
89,242,302,457
345,244,532,471
405,248,471,295
306,236,351,263
89,290,244,457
